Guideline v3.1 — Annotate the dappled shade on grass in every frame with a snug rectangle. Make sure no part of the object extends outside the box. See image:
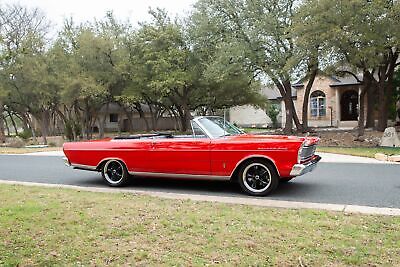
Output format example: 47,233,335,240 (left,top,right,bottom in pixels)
0,185,399,266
